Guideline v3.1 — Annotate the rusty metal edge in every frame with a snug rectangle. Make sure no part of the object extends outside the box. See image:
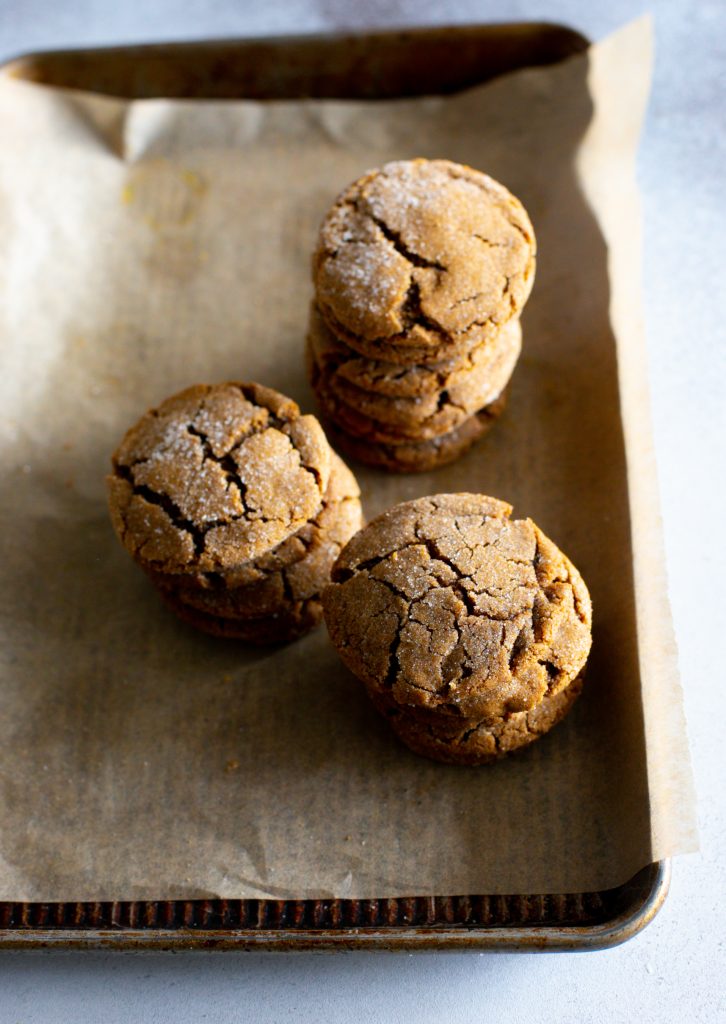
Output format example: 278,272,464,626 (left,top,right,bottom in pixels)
0,862,669,952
